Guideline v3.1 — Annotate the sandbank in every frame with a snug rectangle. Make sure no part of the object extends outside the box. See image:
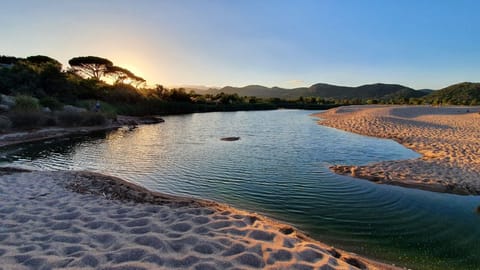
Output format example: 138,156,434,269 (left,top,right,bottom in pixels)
315,105,480,195
0,168,397,269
